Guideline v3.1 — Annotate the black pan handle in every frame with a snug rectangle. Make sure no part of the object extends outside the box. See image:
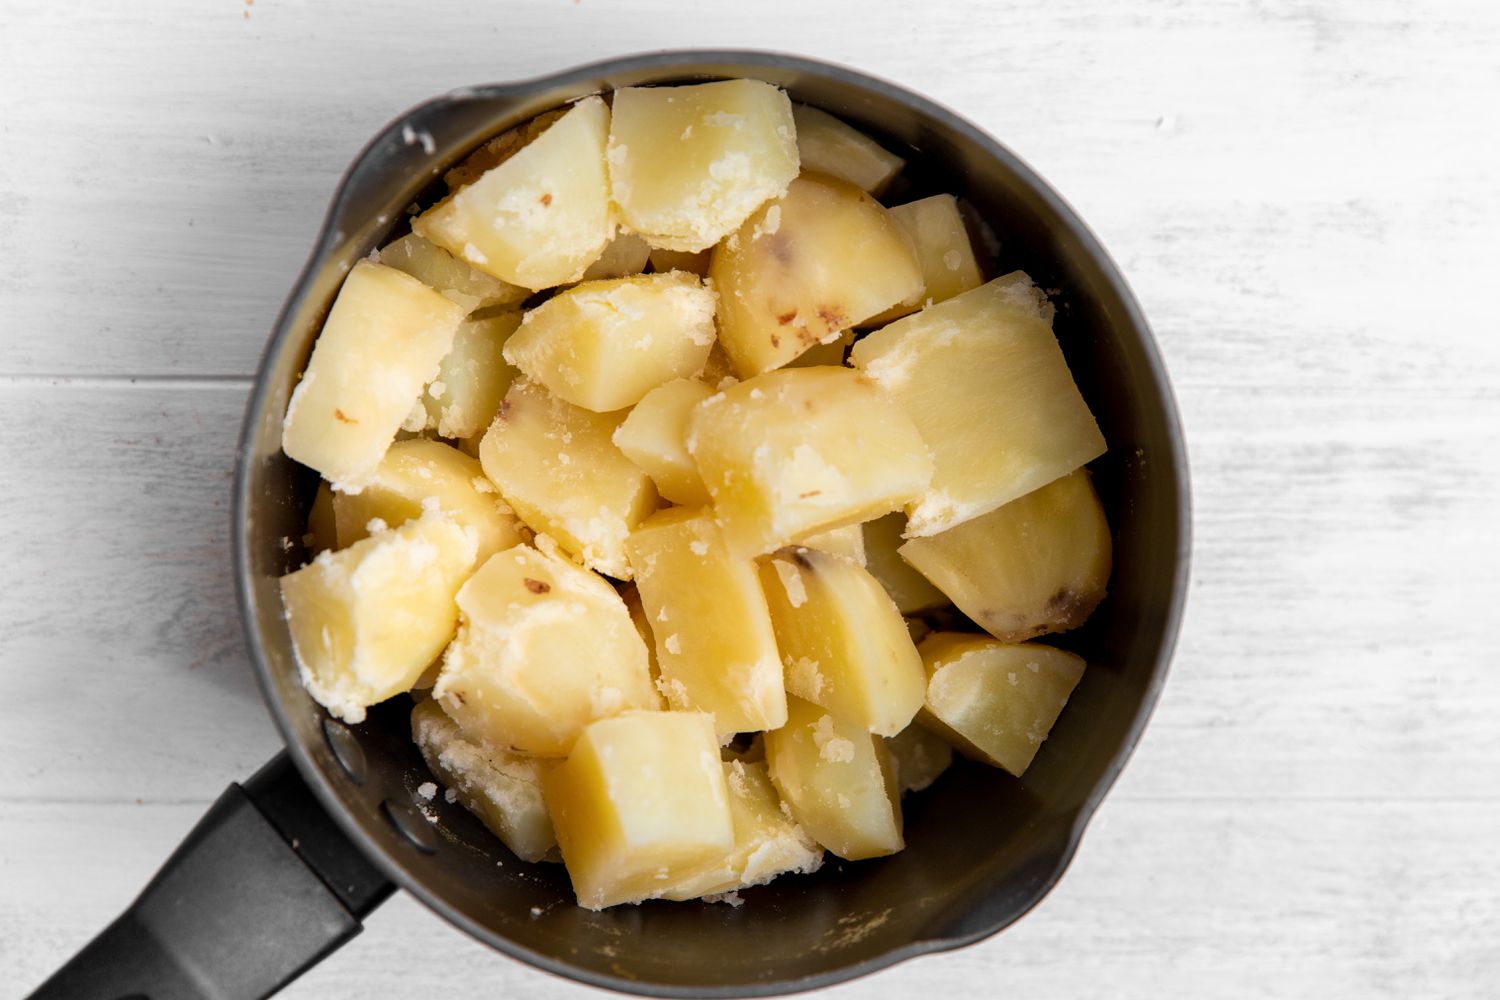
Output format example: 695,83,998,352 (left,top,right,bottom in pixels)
28,752,393,1000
